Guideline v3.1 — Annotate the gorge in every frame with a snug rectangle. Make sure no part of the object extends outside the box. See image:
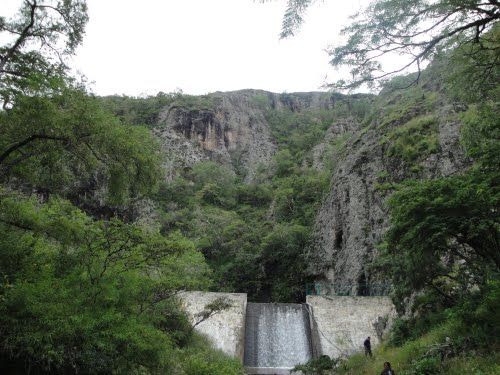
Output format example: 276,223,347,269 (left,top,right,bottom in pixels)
1,1,498,373
101,77,470,302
